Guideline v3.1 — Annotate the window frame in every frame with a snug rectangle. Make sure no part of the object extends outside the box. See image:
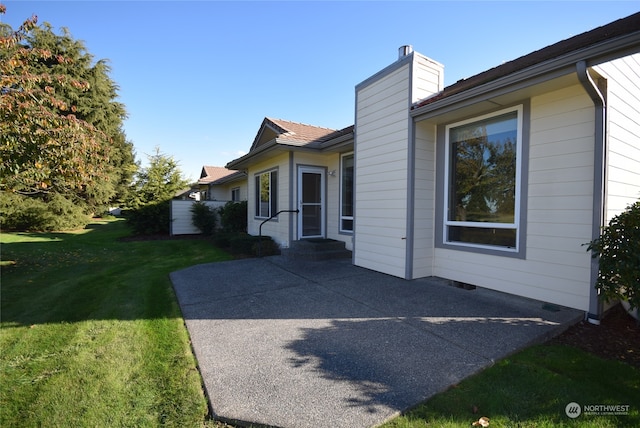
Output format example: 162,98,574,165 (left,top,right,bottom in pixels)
231,187,240,202
339,152,354,233
441,104,527,256
254,169,278,219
